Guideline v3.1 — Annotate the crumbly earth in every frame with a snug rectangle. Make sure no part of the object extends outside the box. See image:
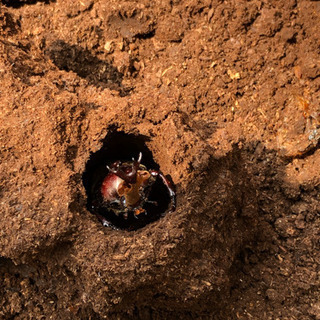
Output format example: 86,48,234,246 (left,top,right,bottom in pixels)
0,0,320,319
